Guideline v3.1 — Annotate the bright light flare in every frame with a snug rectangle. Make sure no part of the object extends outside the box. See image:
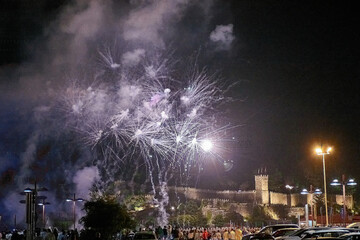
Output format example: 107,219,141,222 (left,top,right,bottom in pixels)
200,139,213,152
316,148,322,154
316,146,332,155
176,136,182,144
